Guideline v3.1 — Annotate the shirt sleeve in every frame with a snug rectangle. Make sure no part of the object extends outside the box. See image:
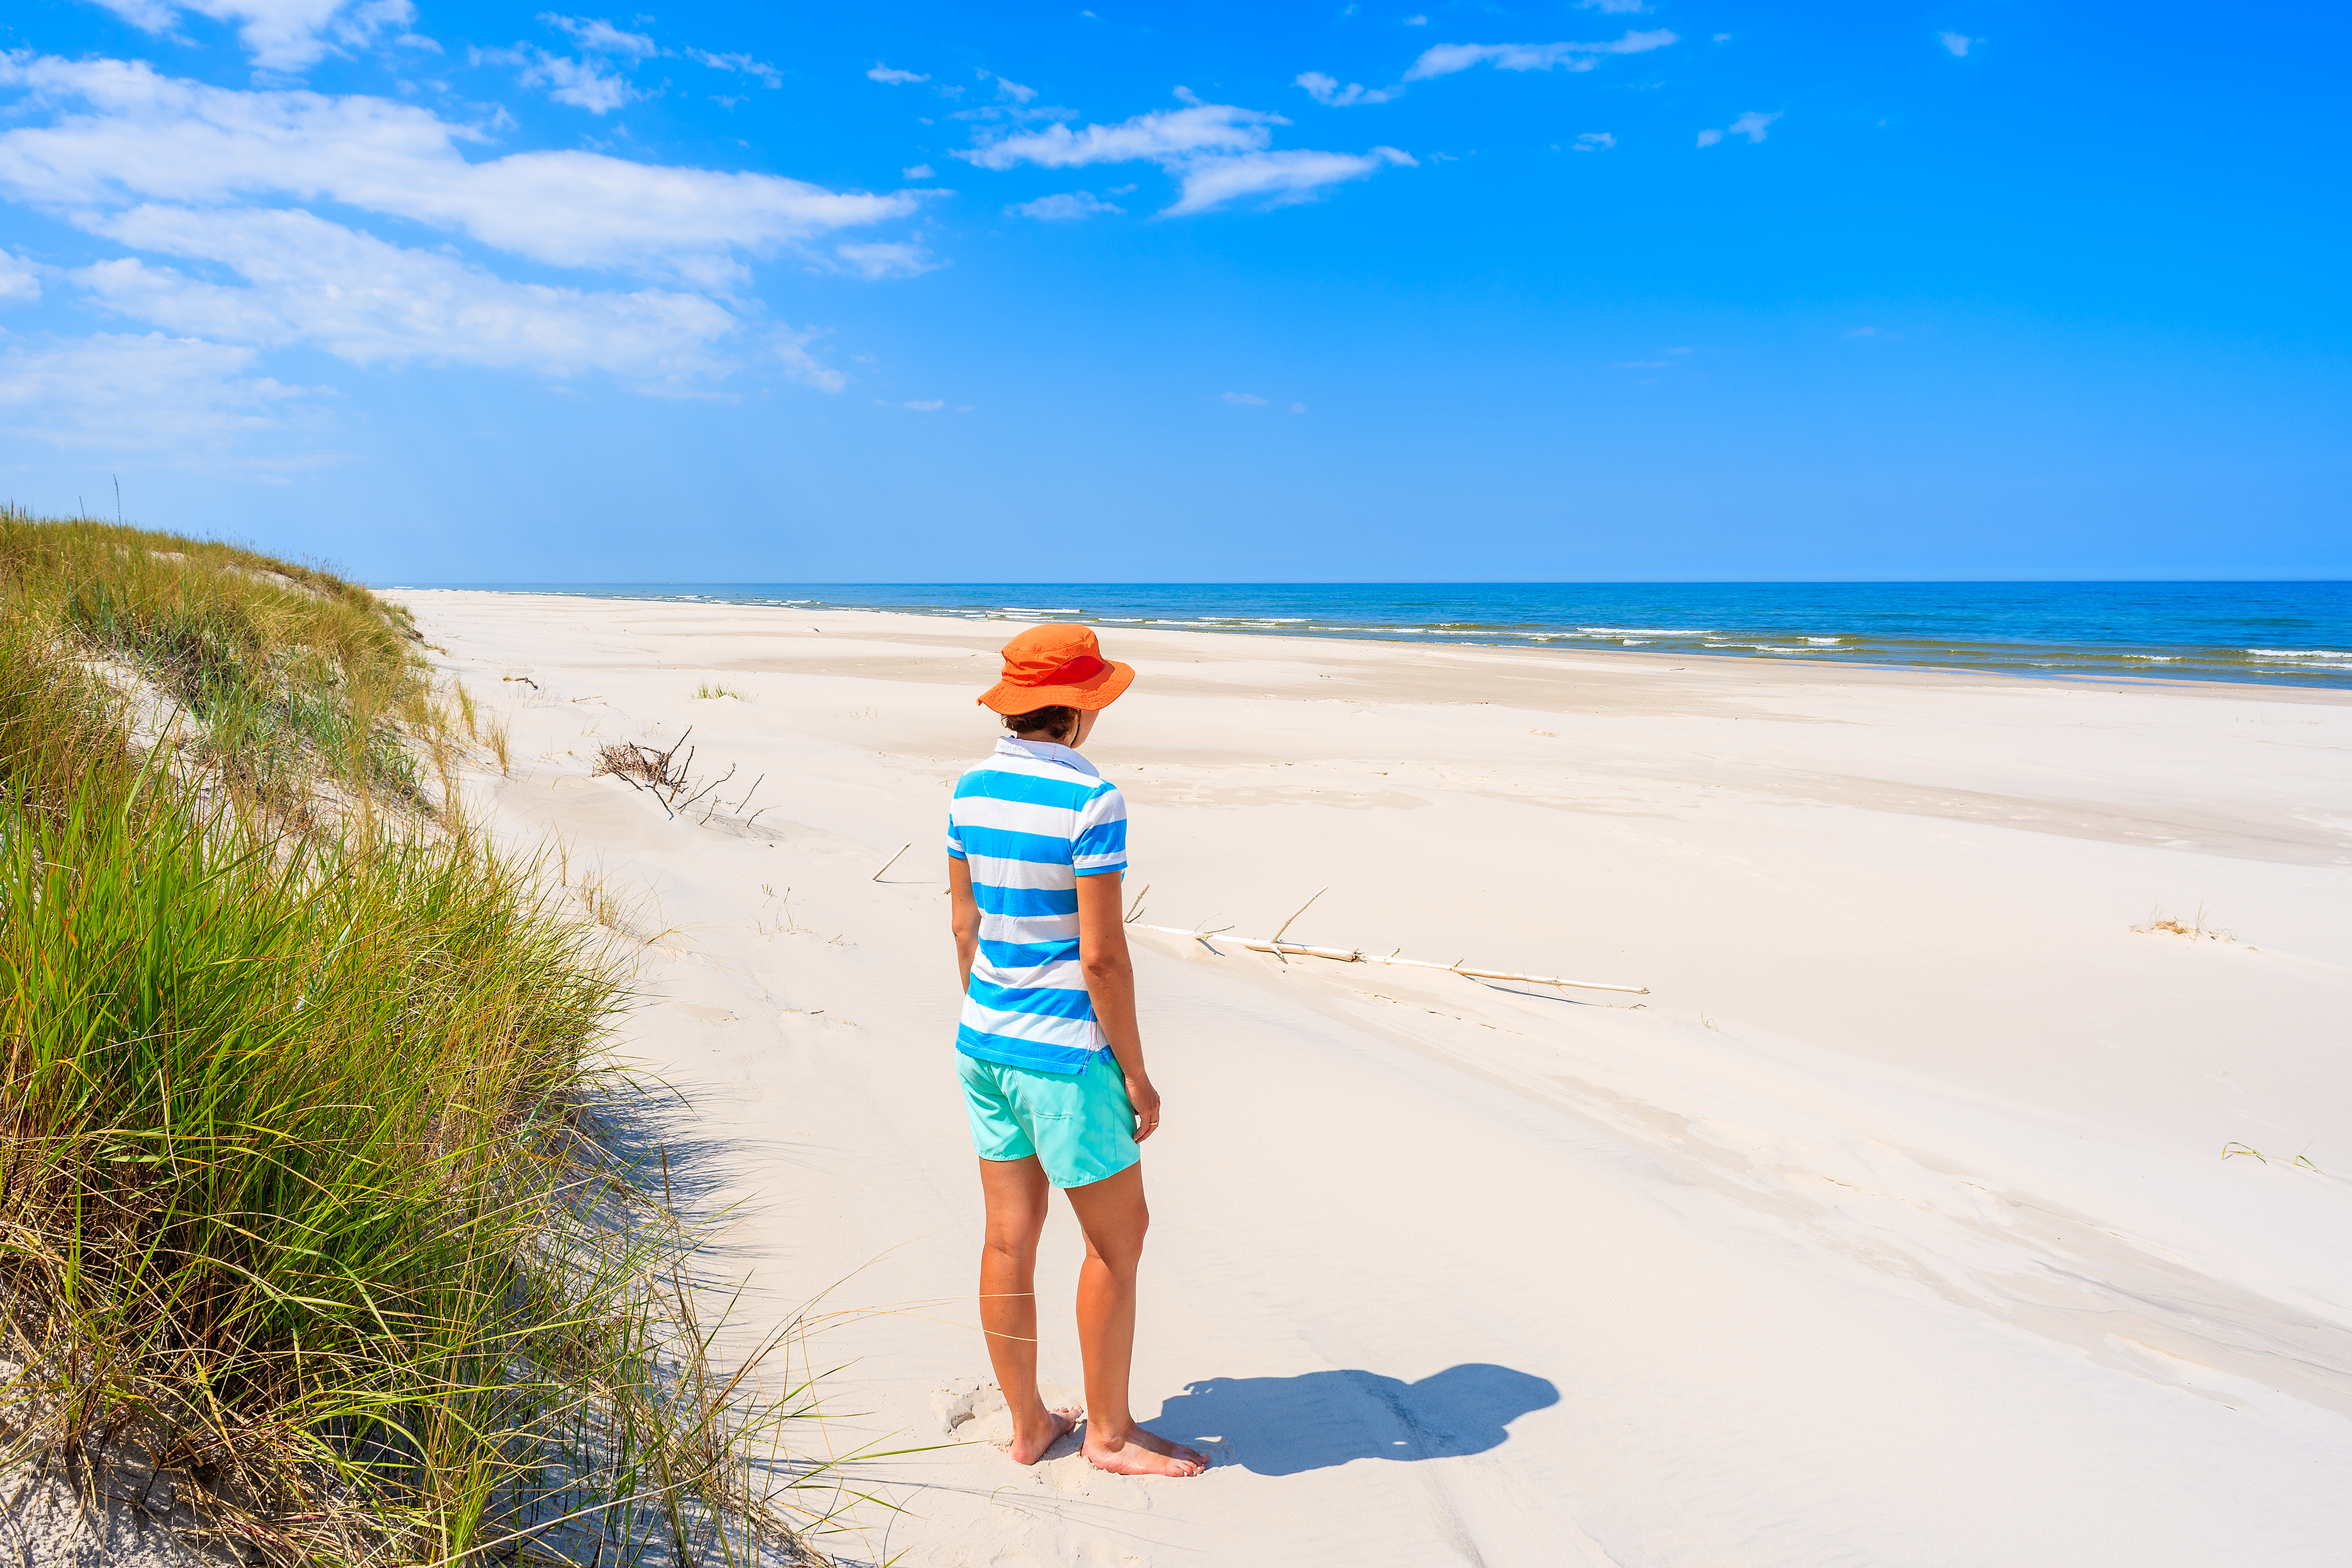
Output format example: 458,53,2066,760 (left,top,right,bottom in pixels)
1070,782,1128,878
946,803,966,861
